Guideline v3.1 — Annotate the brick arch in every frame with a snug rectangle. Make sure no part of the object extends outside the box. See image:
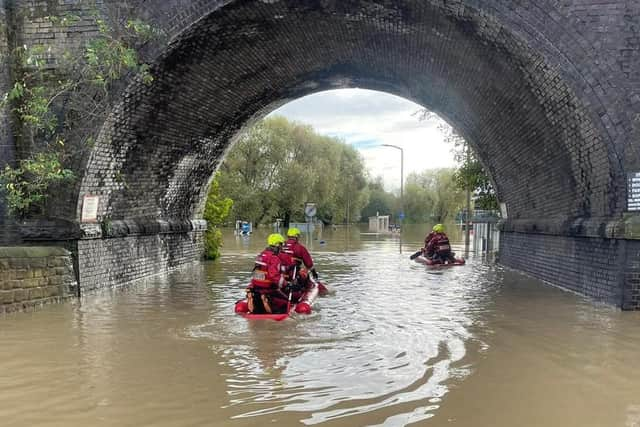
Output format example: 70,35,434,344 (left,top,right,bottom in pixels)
78,0,628,229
